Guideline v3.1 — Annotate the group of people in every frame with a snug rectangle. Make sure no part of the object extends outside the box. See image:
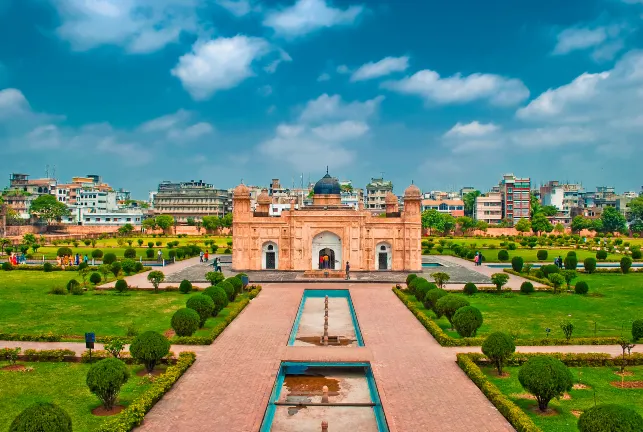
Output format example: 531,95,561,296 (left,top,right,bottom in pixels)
473,251,484,266
199,250,210,263
319,254,334,269
6,252,27,265
56,253,88,268
553,256,564,268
